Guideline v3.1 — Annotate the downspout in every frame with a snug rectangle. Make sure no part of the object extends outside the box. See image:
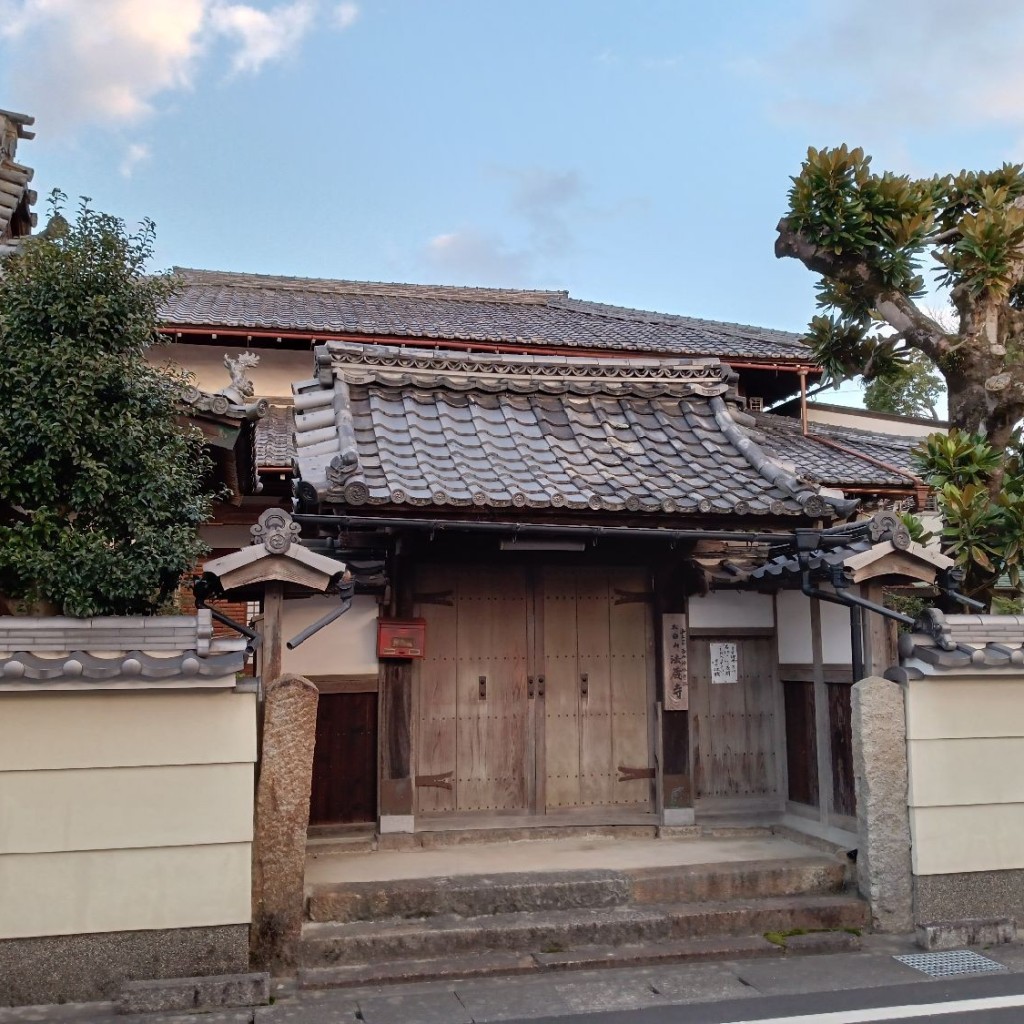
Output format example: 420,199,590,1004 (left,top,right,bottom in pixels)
800,568,917,627
799,370,809,437
849,606,864,683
